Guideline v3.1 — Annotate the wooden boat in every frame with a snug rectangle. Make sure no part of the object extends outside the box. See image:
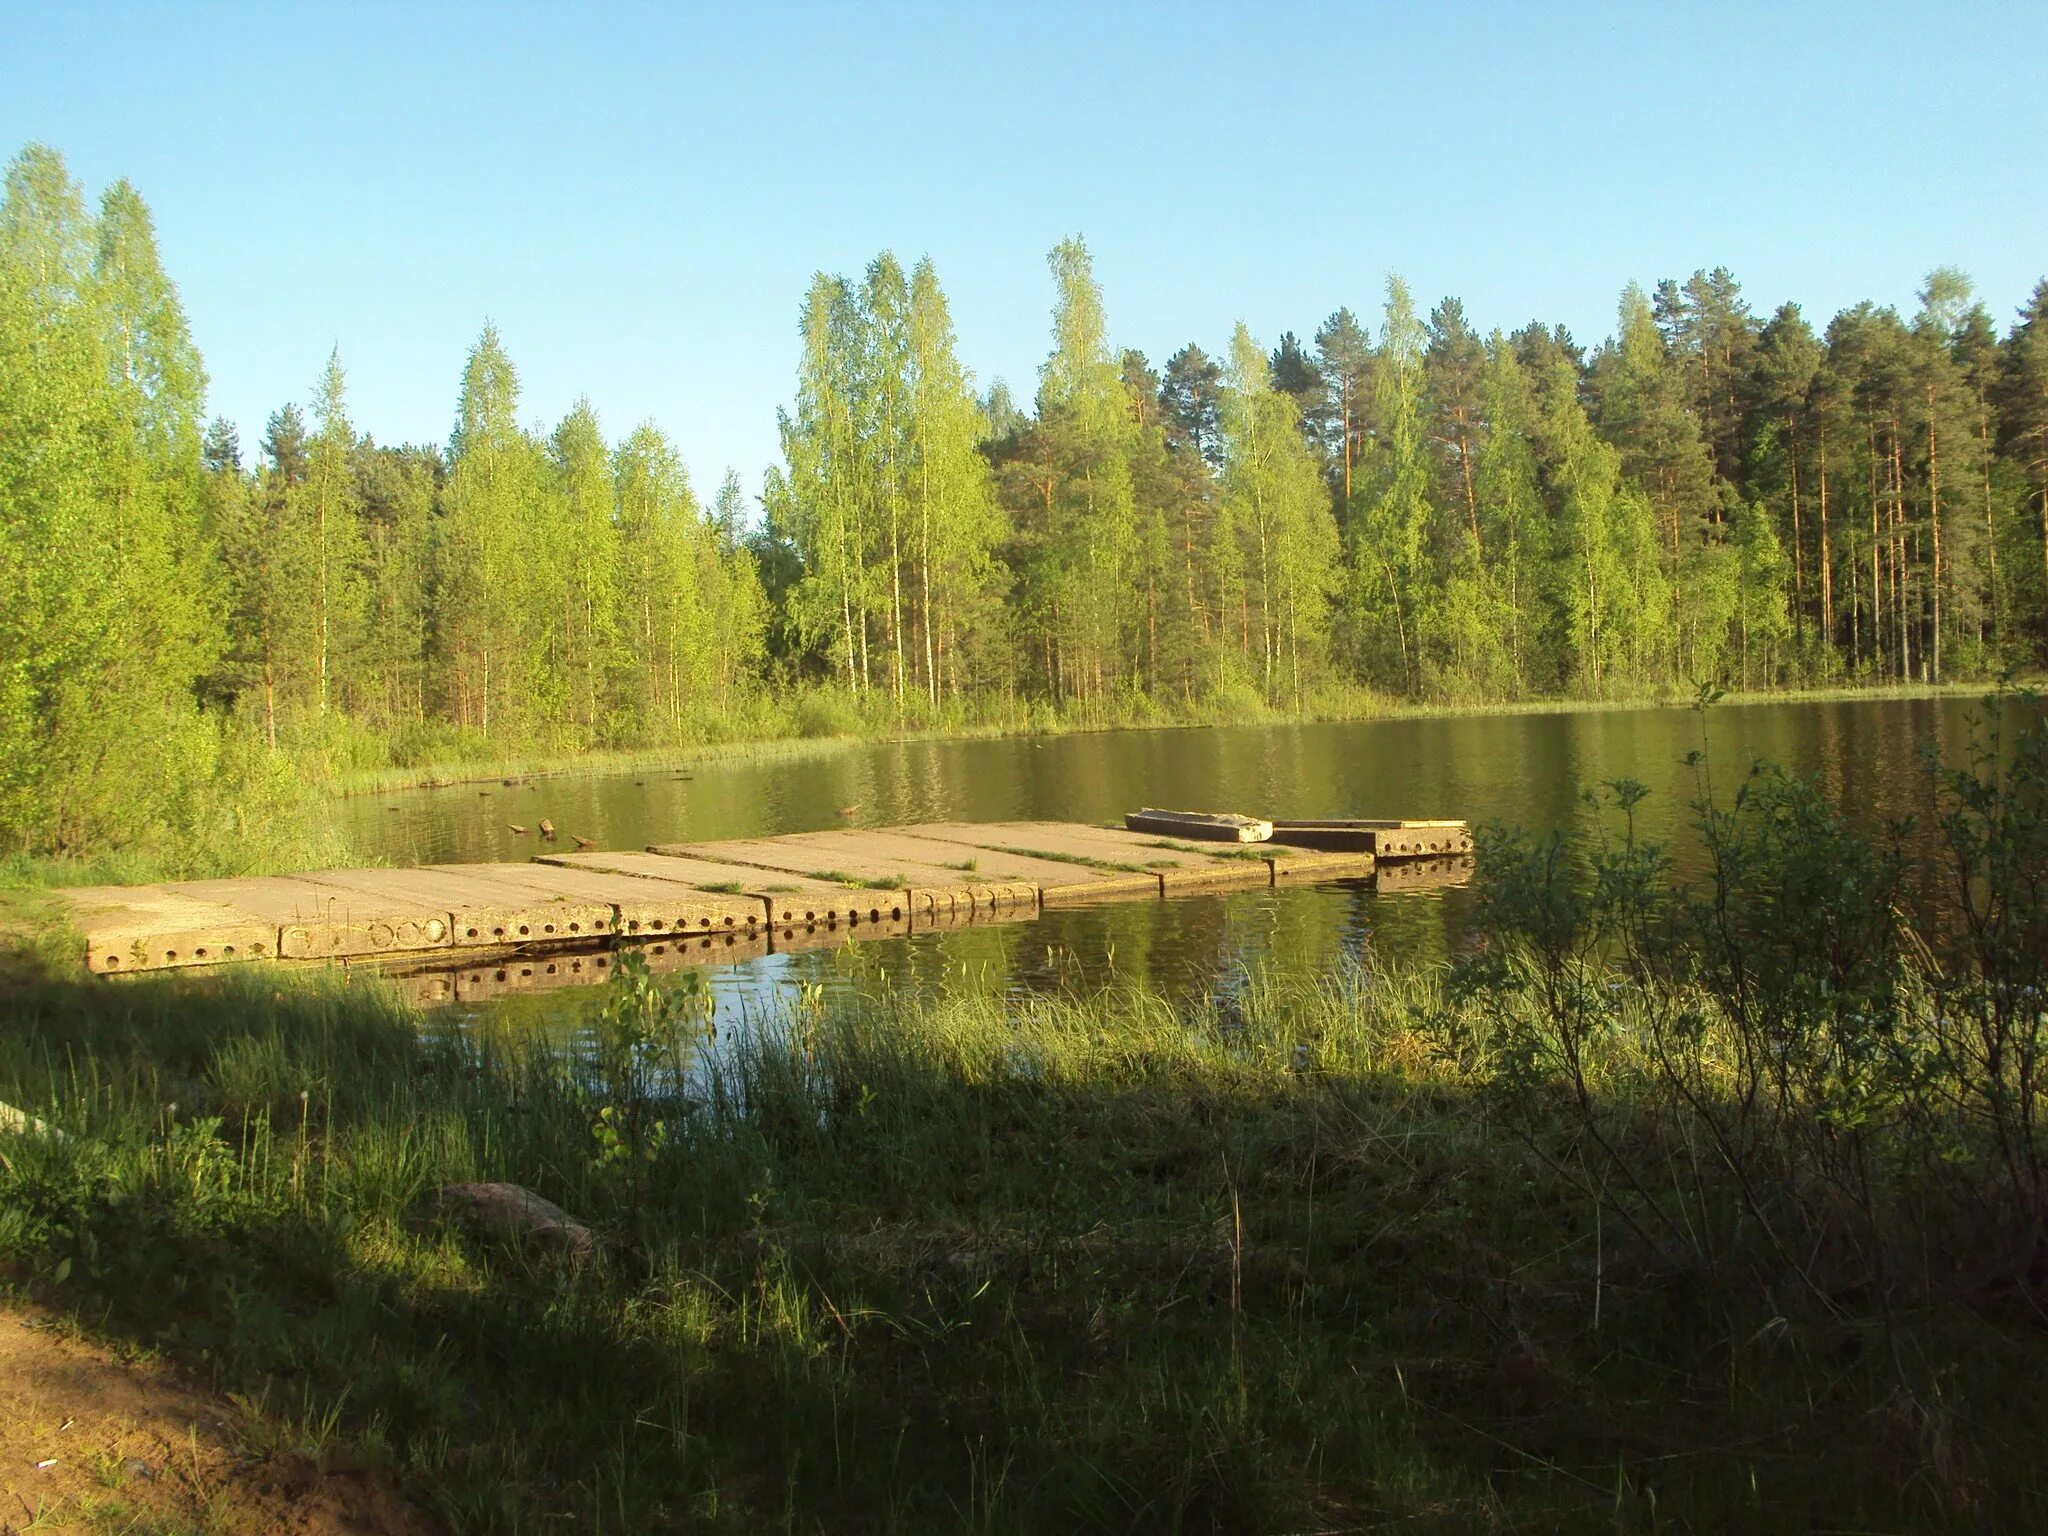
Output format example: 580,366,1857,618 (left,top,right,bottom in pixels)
1123,808,1274,843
